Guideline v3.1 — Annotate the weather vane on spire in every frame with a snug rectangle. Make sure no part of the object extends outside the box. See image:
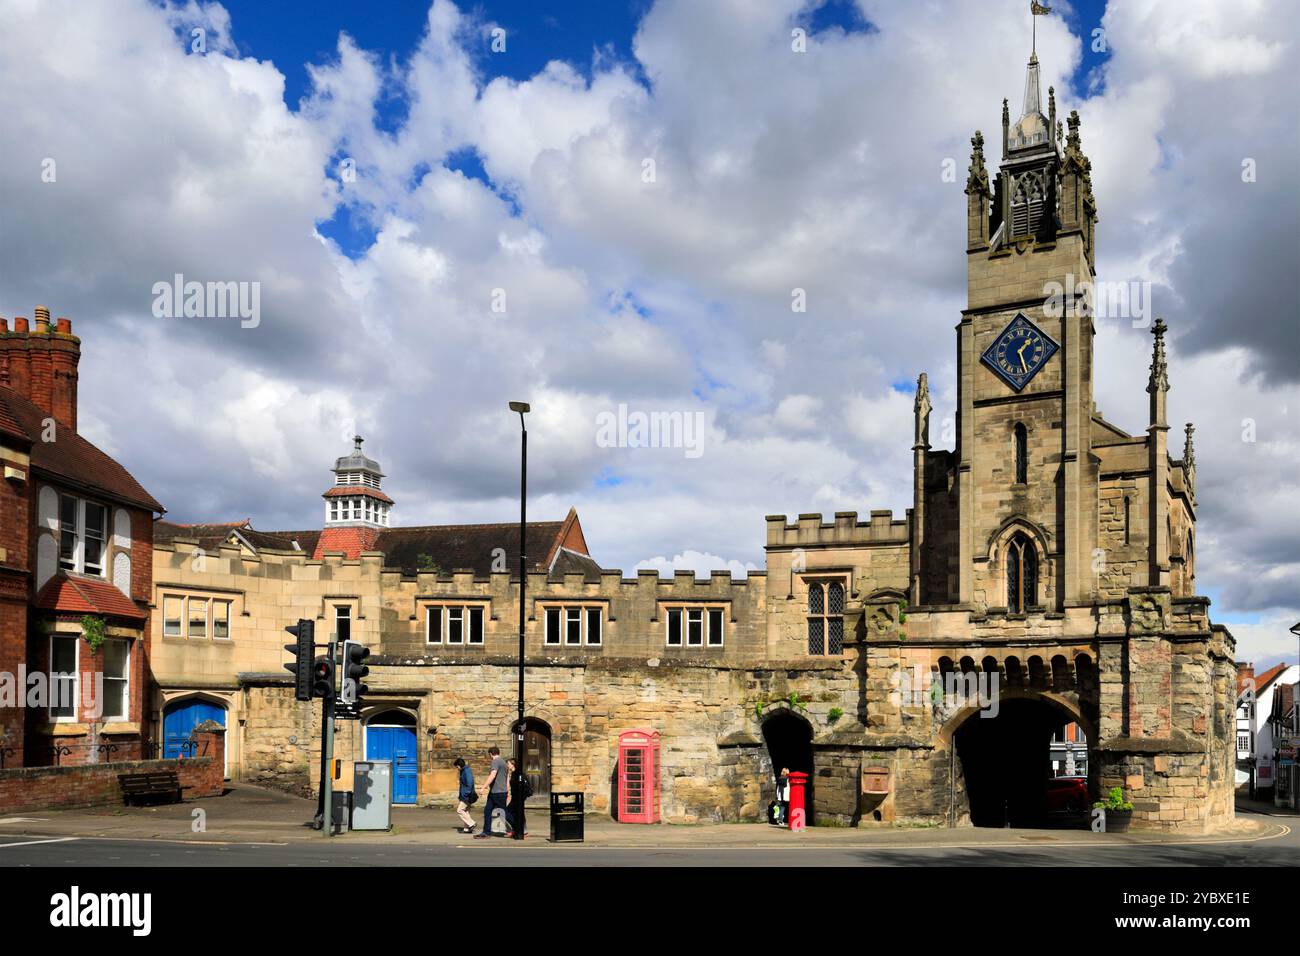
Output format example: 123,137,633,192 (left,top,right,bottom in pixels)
1031,1,1052,56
